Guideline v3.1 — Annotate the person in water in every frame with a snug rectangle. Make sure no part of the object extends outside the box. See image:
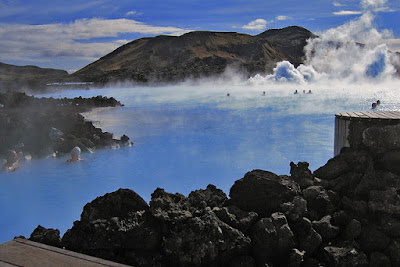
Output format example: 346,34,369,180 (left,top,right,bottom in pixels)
2,150,21,172
66,146,83,162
